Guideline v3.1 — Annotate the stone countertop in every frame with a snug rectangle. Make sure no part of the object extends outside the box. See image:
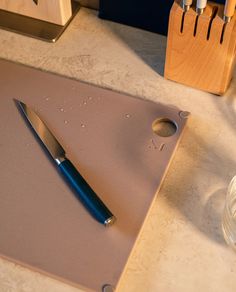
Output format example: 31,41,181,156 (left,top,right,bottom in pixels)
1,7,236,292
